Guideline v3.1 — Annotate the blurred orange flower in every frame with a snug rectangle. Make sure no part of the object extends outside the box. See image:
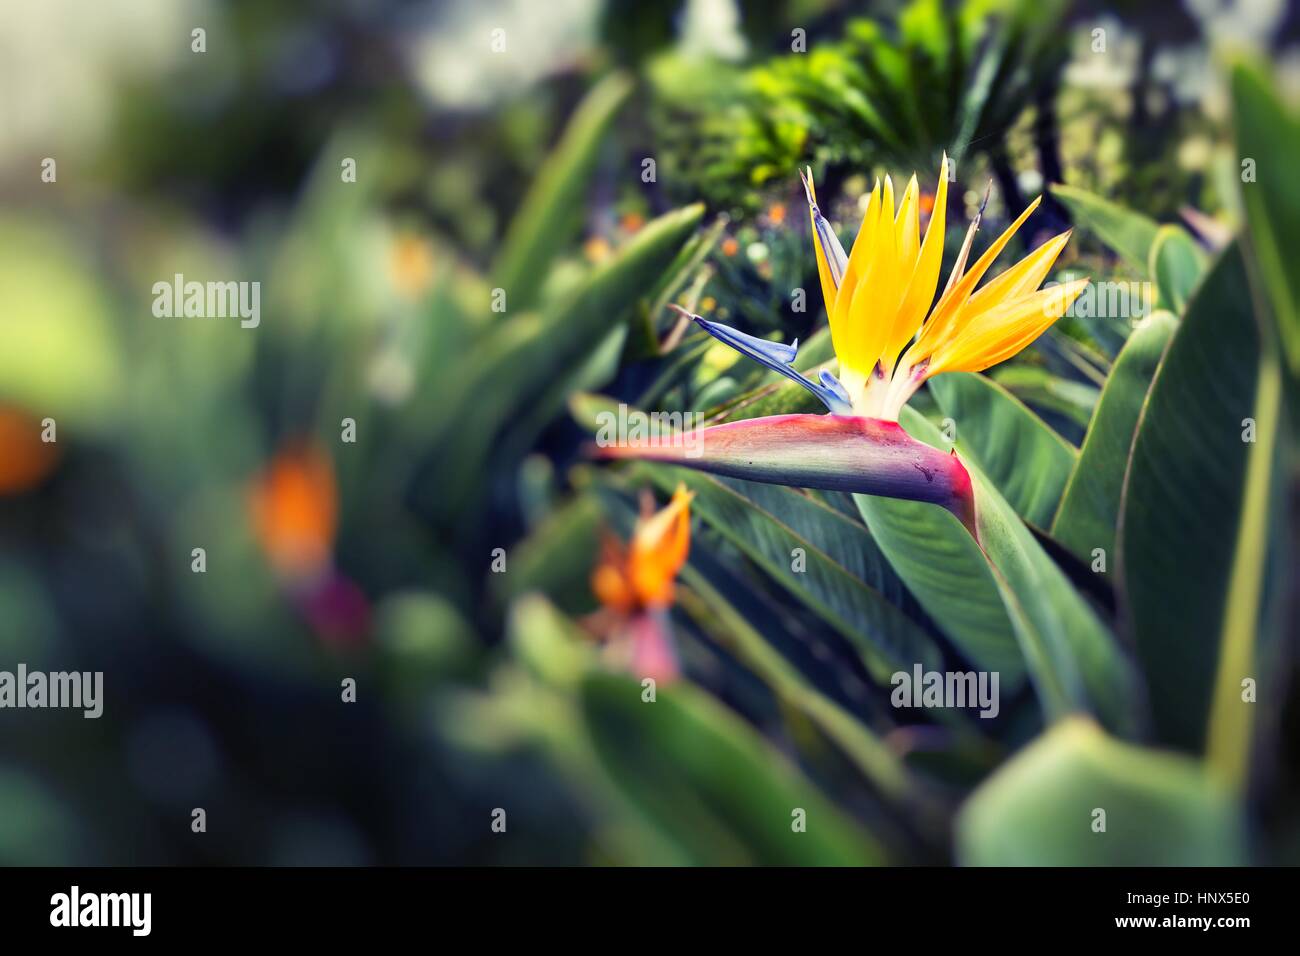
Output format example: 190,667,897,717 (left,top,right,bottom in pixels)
591,484,693,613
721,236,740,257
249,442,337,581
0,407,58,496
767,202,787,225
